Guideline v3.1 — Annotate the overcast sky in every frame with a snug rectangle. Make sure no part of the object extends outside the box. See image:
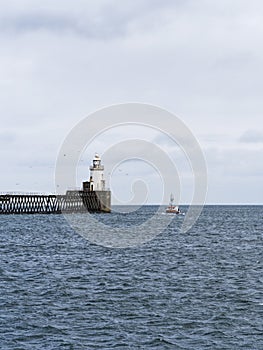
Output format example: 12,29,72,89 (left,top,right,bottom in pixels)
0,0,262,204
